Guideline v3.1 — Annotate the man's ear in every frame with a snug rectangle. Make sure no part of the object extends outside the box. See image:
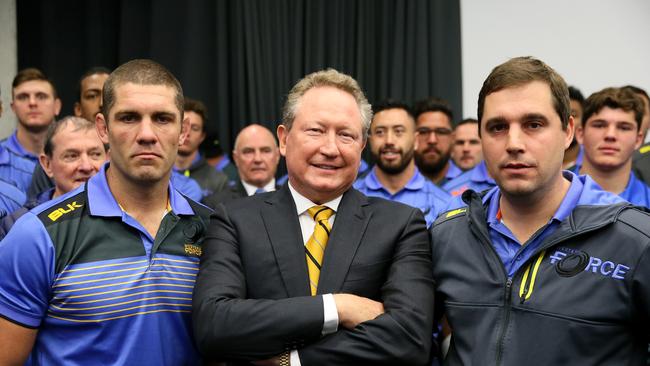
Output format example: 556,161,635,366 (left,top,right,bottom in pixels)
39,153,55,179
277,125,288,157
96,113,110,145
564,115,575,150
54,98,62,117
73,102,82,117
179,115,190,145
